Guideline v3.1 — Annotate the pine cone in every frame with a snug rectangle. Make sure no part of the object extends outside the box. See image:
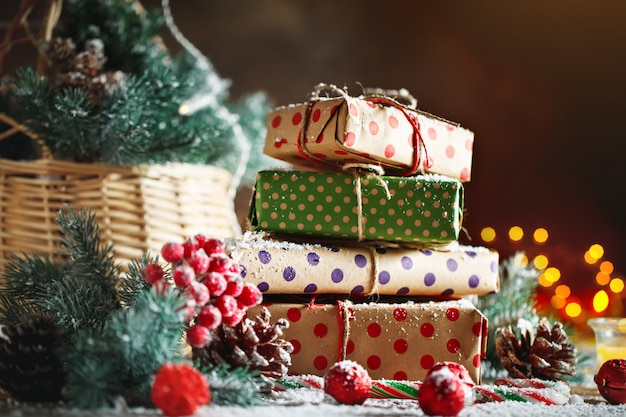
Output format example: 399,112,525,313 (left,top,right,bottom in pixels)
495,317,577,381
0,314,66,402
193,307,294,382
